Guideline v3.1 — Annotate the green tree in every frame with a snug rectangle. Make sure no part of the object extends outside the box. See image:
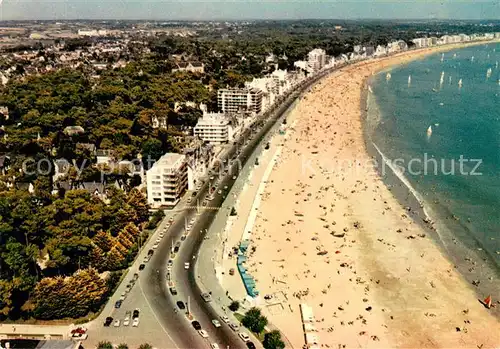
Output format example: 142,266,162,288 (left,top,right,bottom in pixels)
127,188,150,224
263,330,285,349
242,307,268,334
117,345,129,349
138,344,153,349
97,341,113,349
229,300,240,312
141,138,164,169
